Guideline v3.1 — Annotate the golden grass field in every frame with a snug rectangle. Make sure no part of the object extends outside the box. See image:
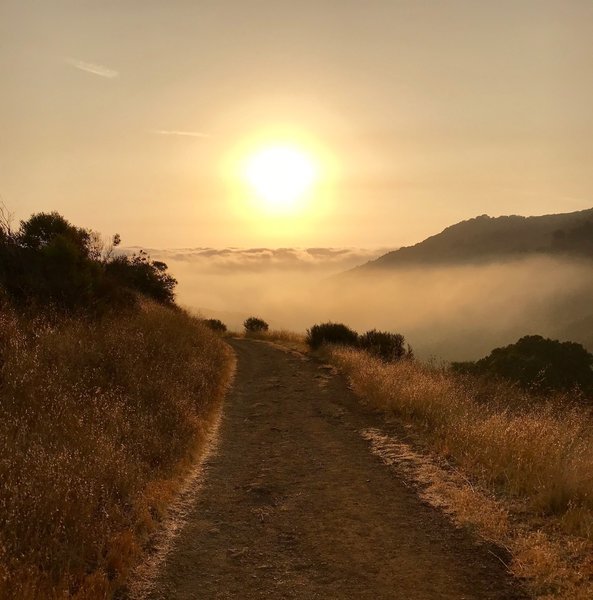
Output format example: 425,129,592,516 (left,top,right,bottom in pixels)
4,310,593,599
0,301,234,599
328,346,593,599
